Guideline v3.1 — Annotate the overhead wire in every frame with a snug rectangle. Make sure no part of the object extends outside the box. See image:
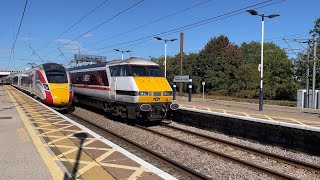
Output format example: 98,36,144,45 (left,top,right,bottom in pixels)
82,0,281,54
283,38,305,61
29,45,45,63
38,0,111,51
58,0,287,63
24,0,111,64
7,0,29,69
41,0,145,59
85,0,212,48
